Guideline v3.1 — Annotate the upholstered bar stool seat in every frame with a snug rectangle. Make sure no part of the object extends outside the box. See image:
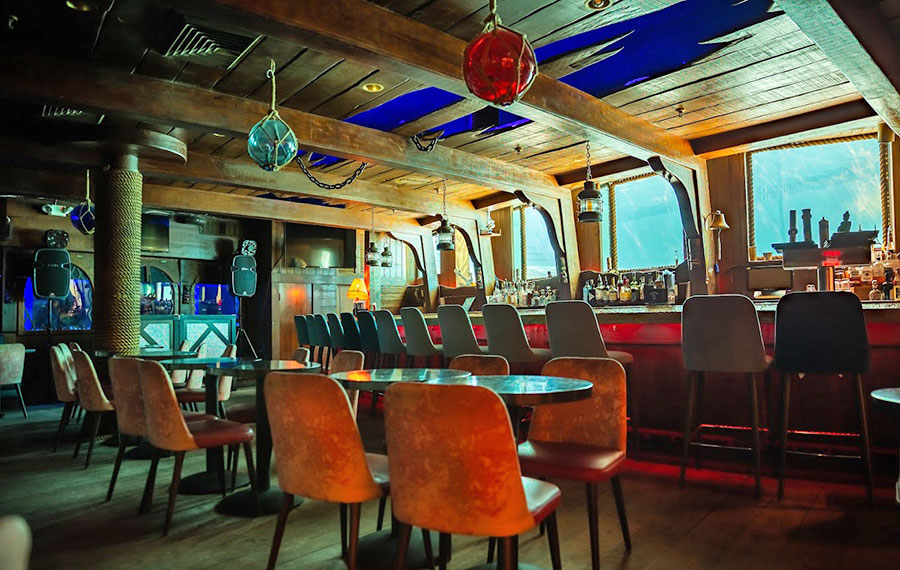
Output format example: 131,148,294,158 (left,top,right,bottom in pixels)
373,310,407,366
327,313,345,353
294,315,311,348
356,311,381,366
340,313,363,352
400,307,443,366
437,304,489,360
483,303,552,372
313,314,332,371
